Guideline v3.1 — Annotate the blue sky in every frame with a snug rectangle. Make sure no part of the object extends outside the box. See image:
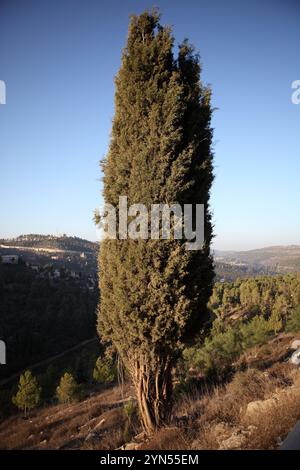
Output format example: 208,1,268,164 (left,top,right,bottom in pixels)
0,0,299,250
